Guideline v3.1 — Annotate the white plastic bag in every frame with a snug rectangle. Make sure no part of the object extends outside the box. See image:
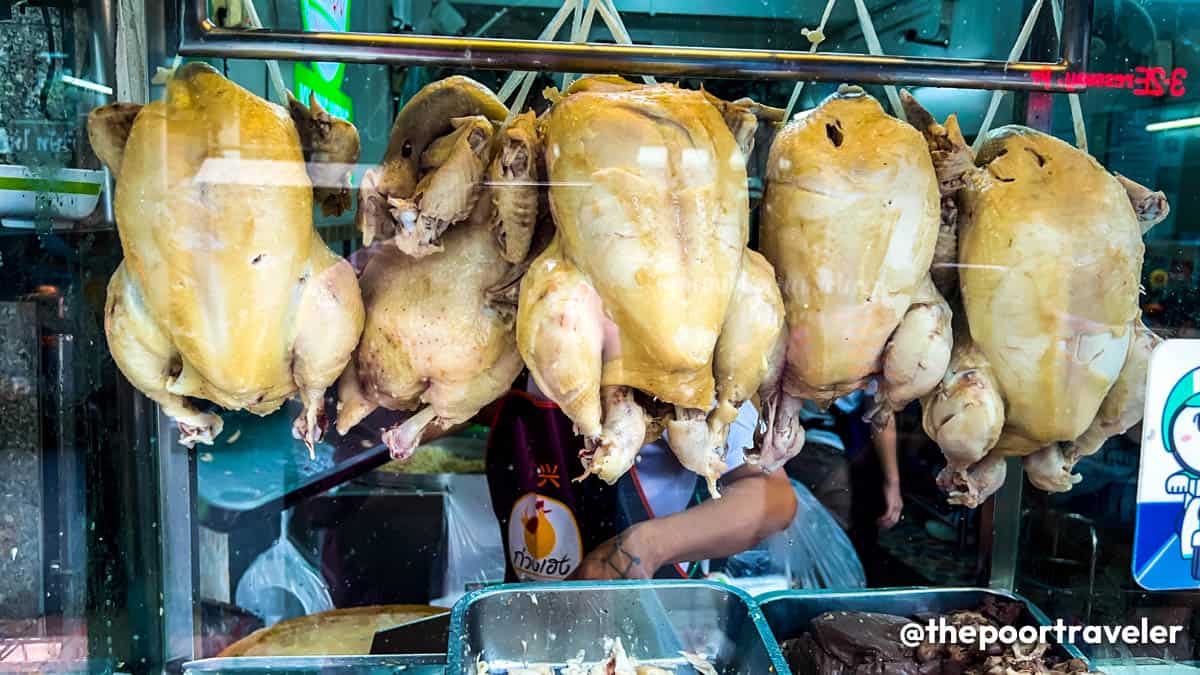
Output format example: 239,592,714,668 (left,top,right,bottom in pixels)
780,479,866,588
725,480,866,590
235,509,334,627
433,475,506,607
